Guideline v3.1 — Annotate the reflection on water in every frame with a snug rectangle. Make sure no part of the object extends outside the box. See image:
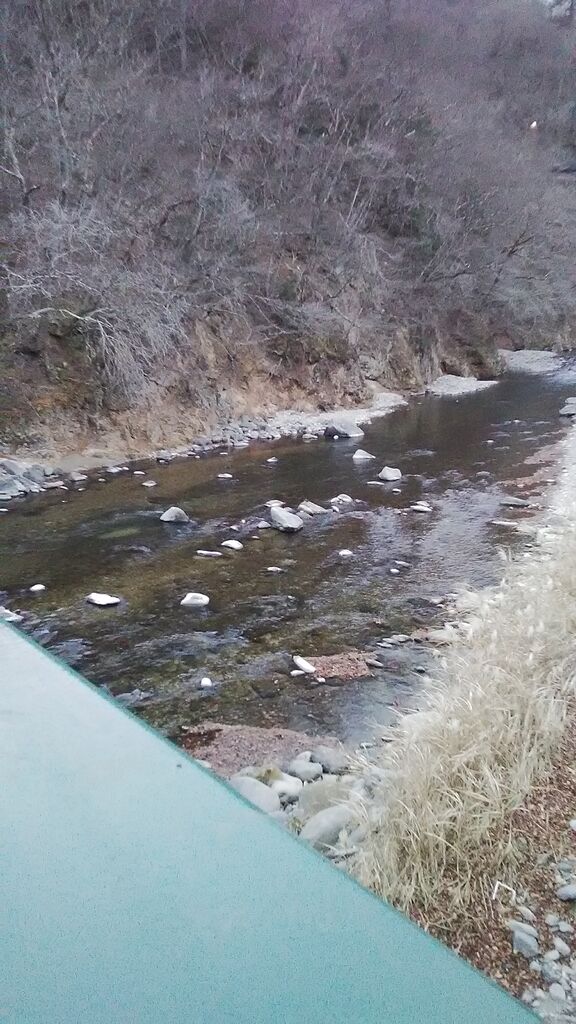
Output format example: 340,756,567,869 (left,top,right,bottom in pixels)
2,366,576,742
